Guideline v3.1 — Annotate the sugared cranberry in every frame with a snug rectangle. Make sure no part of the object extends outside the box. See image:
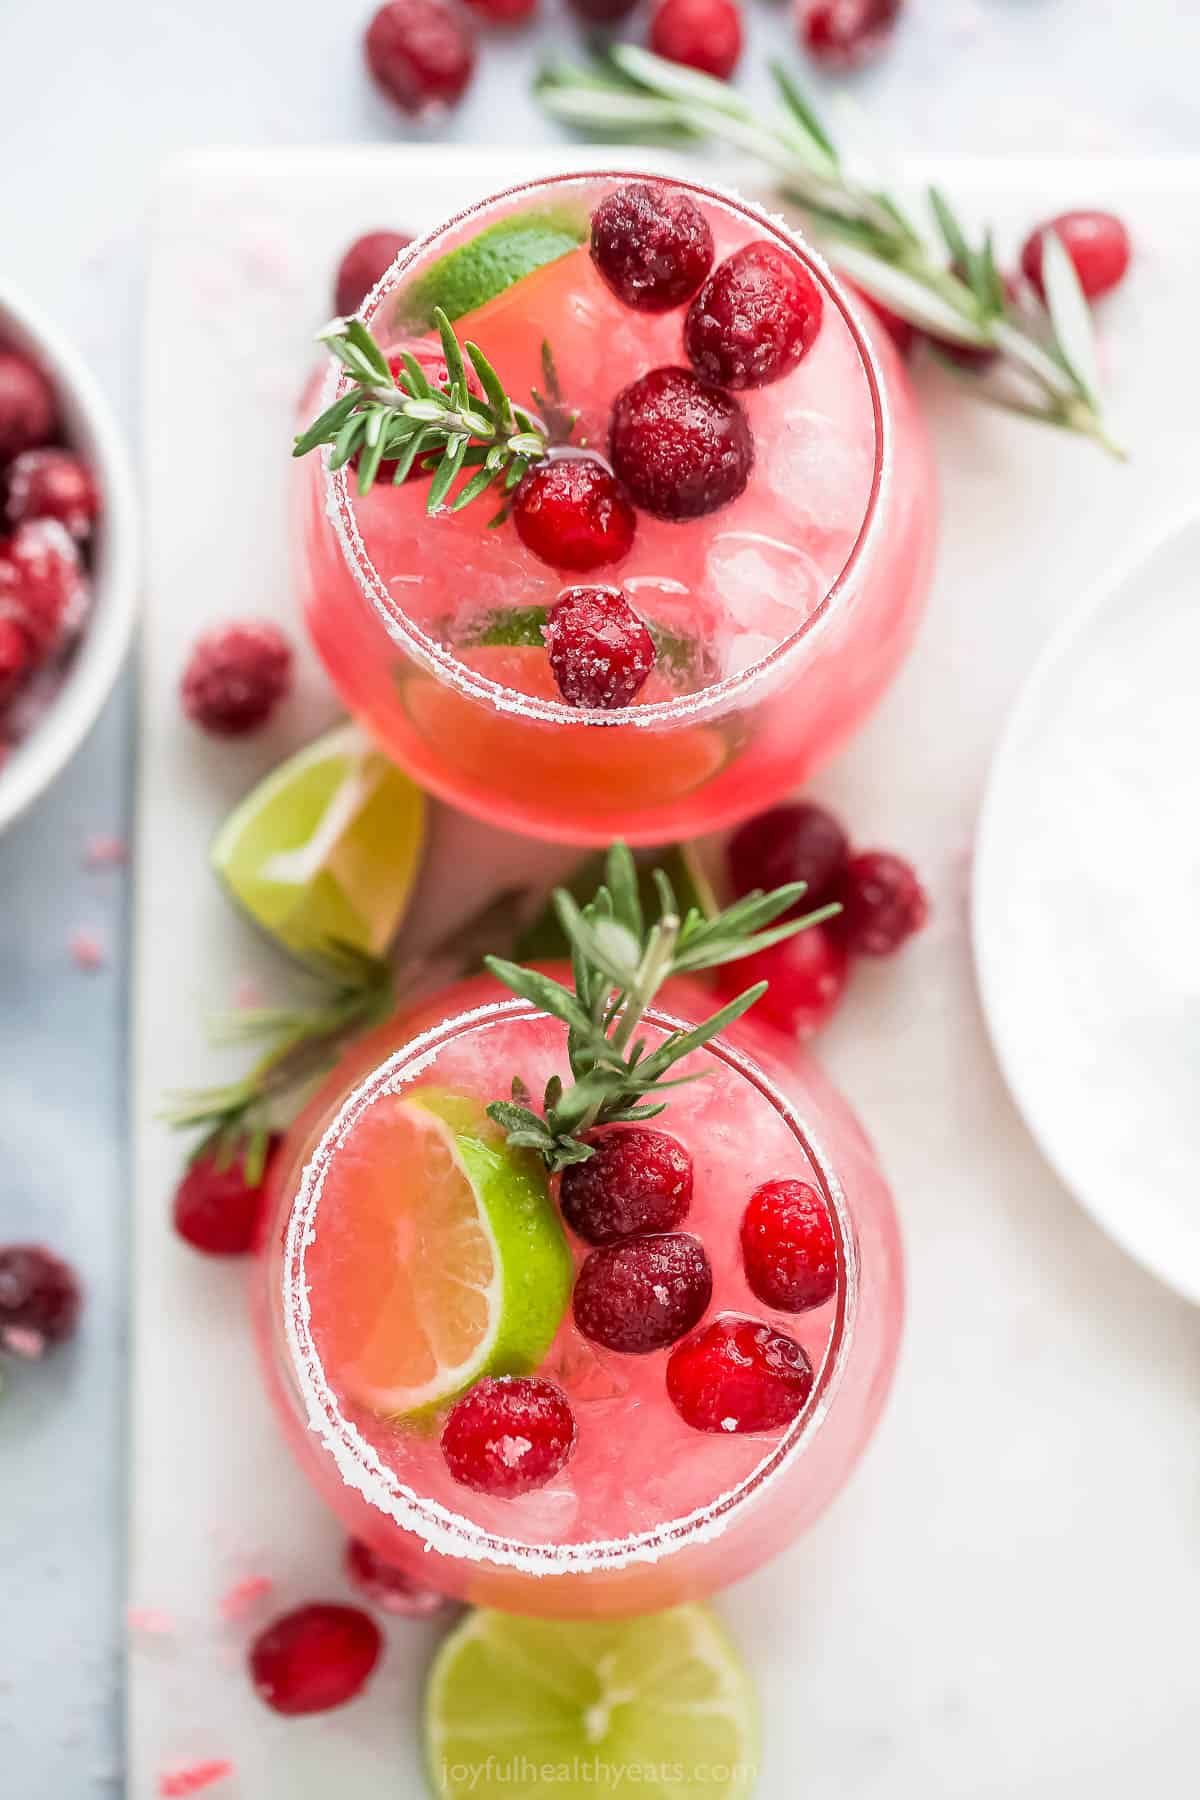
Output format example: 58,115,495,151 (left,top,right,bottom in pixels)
568,0,639,20
544,585,655,710
836,850,928,955
590,183,714,314
717,921,849,1040
741,1180,837,1313
0,616,32,704
365,0,476,116
172,1137,284,1256
0,1245,83,1352
180,622,293,736
728,801,849,909
5,449,101,541
441,1376,576,1496
797,0,903,69
512,457,636,573
0,520,86,658
573,1234,712,1353
560,1127,693,1245
334,230,414,317
249,1604,382,1716
649,0,743,80
609,367,753,521
465,0,537,21
1020,211,1132,303
0,351,56,459
667,1314,813,1432
686,242,823,391
344,1538,451,1617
